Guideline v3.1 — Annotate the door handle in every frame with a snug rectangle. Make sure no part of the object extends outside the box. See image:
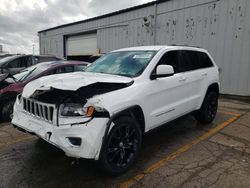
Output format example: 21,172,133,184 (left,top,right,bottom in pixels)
178,77,187,82
202,73,208,77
